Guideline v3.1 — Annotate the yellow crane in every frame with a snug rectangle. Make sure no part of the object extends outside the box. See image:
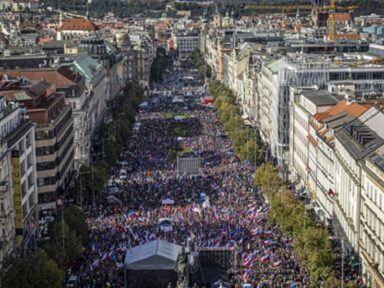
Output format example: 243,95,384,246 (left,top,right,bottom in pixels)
327,0,336,41
244,3,356,12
